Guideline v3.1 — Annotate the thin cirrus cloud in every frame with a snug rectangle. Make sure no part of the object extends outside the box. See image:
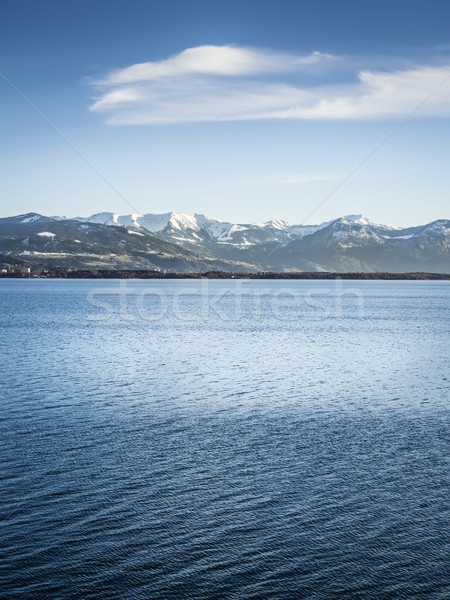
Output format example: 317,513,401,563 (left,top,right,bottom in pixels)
89,45,450,125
